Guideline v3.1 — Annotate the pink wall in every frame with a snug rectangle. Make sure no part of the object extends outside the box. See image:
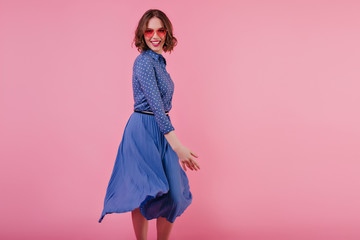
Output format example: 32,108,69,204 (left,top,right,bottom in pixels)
1,0,360,239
